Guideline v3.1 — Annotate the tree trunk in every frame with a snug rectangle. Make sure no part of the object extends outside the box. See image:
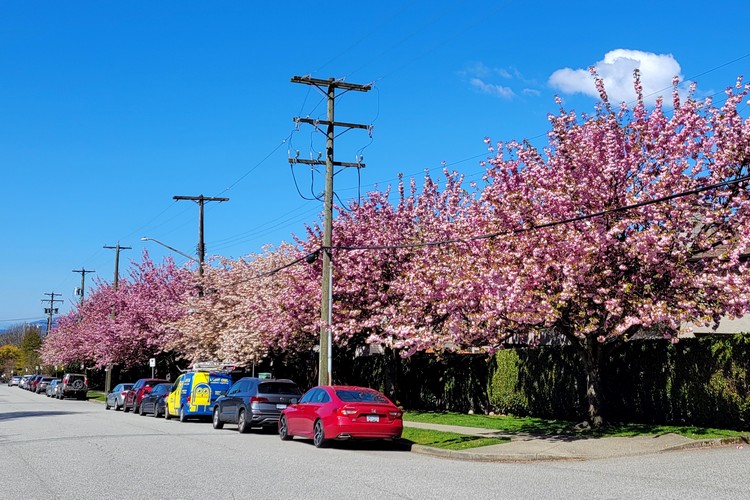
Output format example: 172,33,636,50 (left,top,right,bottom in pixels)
581,337,606,428
383,347,400,405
